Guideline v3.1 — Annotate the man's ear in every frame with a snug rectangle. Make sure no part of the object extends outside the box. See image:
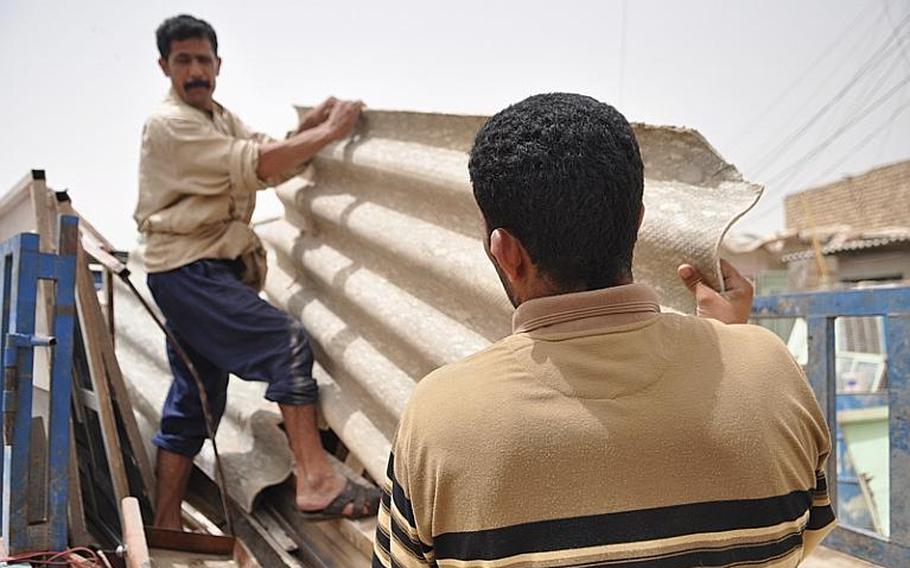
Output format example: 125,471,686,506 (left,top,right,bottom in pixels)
158,57,170,77
215,56,222,76
489,228,525,282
